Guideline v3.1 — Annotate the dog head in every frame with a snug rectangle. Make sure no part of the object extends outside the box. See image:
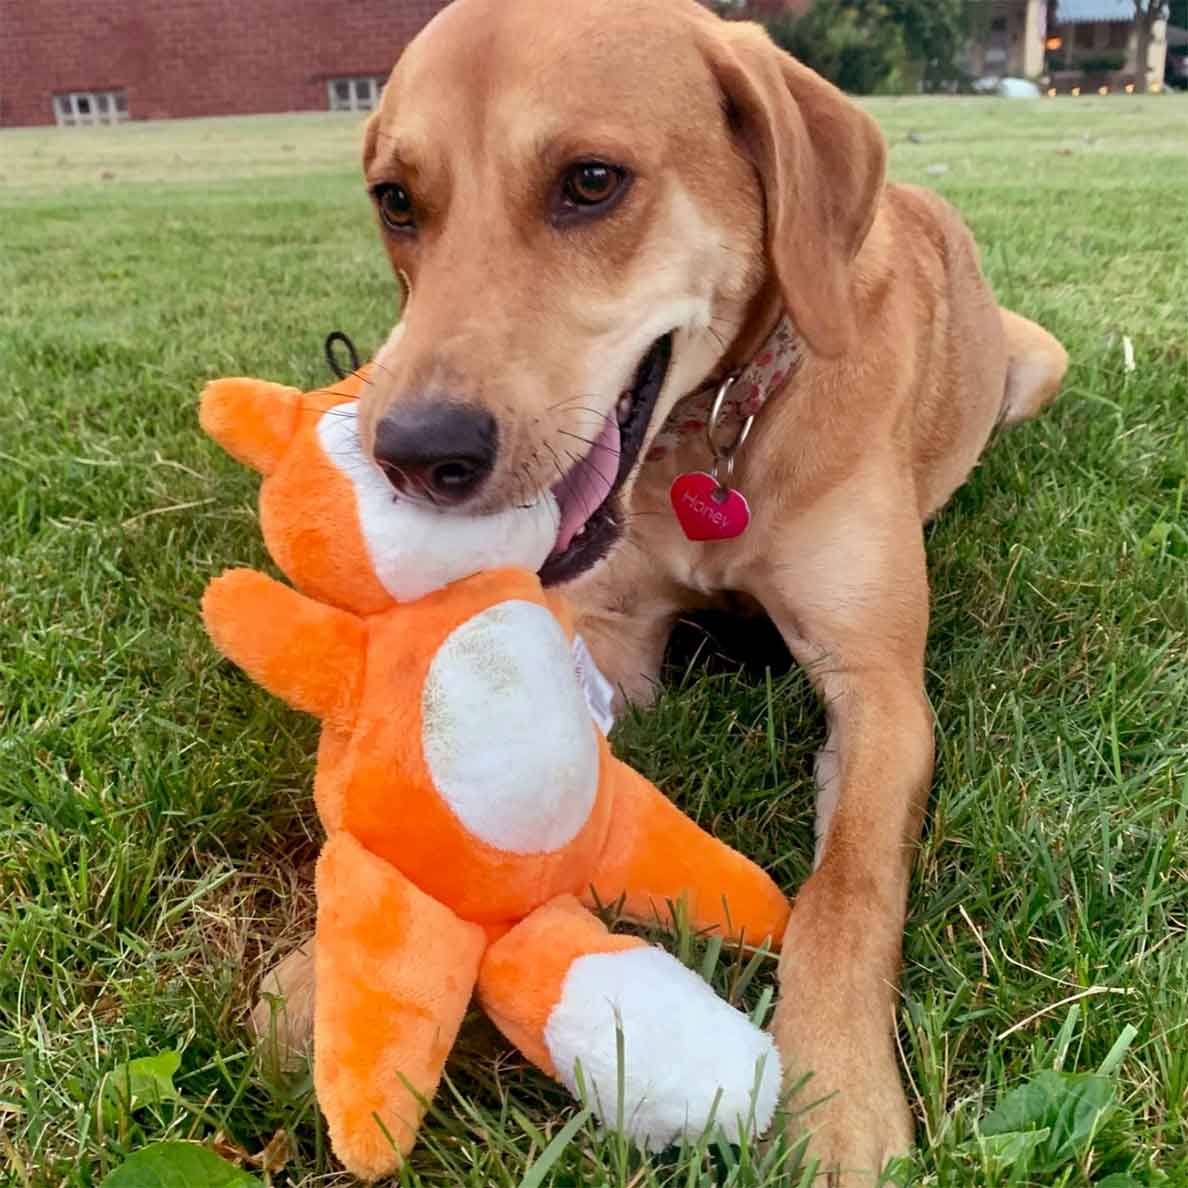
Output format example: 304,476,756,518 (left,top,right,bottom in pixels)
358,0,884,584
